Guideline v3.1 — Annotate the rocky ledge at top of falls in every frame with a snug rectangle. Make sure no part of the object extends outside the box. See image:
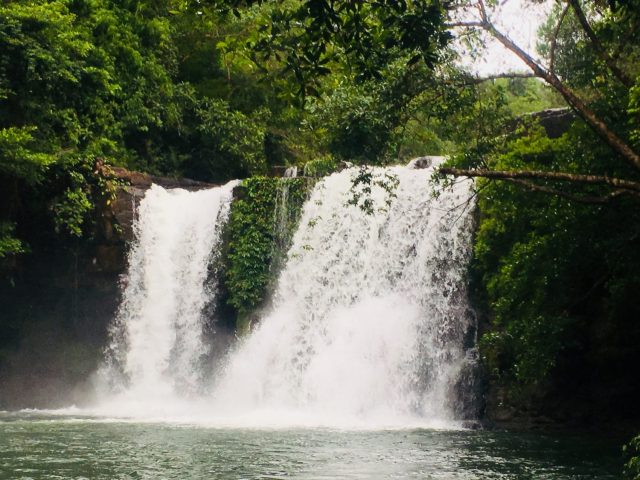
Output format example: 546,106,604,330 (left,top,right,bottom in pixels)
103,155,462,245
110,166,217,192
106,166,218,243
